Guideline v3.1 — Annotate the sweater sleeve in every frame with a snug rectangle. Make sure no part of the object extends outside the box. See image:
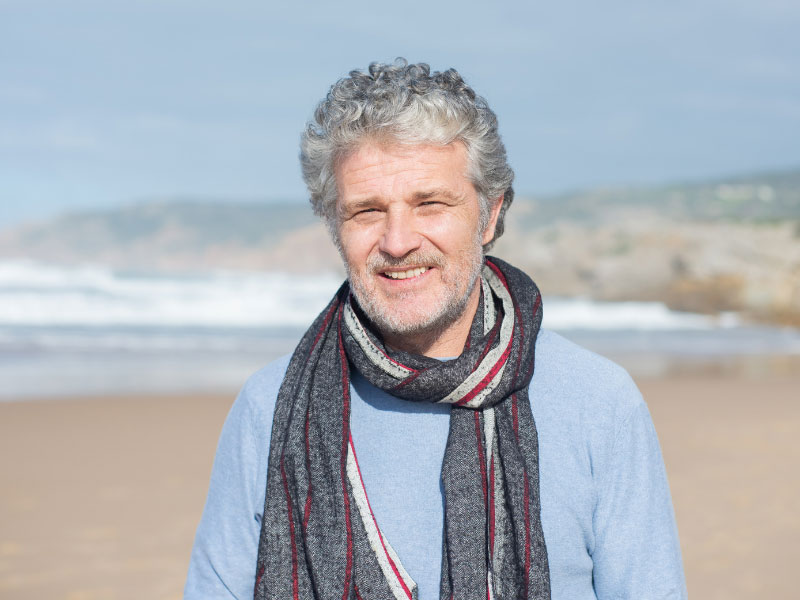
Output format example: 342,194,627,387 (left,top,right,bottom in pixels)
591,396,687,599
183,361,284,599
